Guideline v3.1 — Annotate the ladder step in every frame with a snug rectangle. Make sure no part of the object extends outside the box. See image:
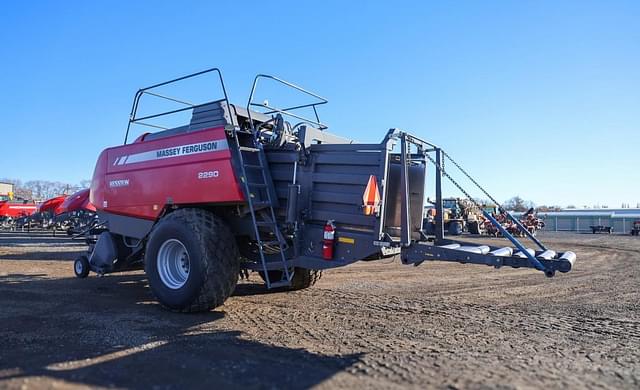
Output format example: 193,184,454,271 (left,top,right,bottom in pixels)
256,221,277,226
251,201,271,207
260,240,284,246
248,182,267,188
268,280,292,288
244,164,263,169
239,146,260,152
